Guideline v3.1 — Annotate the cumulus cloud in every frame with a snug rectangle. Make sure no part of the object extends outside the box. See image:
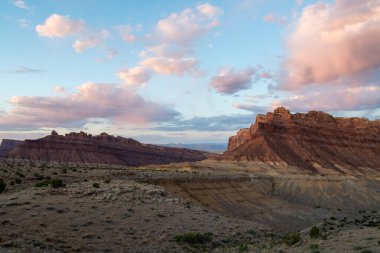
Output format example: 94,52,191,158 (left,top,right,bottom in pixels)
119,25,136,42
283,0,380,89
36,14,85,37
263,13,288,25
117,66,152,86
0,82,179,131
117,3,222,81
73,30,108,53
155,3,222,45
210,67,256,94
